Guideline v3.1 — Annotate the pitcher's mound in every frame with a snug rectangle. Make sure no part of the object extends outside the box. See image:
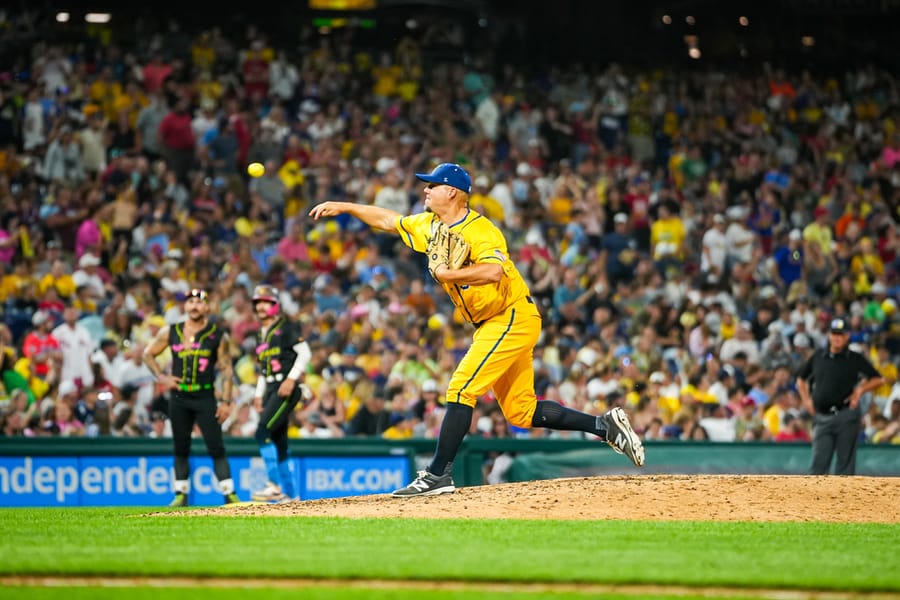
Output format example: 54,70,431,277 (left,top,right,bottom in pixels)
180,475,900,523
